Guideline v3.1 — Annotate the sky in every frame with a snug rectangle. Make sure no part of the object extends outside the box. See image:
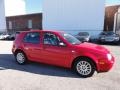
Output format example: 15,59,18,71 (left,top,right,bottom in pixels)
106,0,120,6
26,0,43,14
4,0,120,16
